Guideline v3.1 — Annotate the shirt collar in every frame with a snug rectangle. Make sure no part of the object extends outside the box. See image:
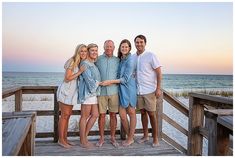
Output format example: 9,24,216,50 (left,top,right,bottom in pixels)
121,53,131,60
103,53,113,58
